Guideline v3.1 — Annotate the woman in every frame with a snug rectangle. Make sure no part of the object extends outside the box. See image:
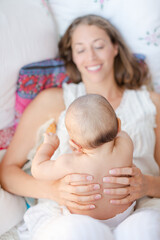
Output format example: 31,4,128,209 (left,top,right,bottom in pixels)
0,15,160,239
